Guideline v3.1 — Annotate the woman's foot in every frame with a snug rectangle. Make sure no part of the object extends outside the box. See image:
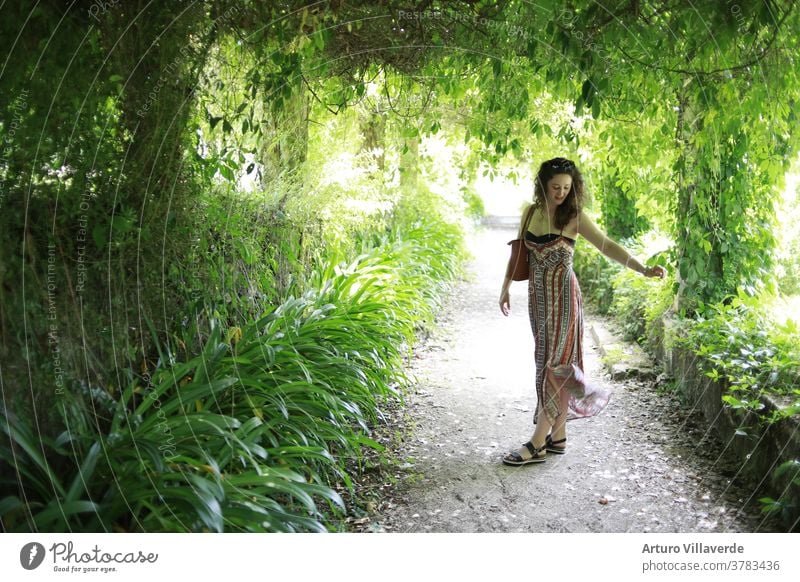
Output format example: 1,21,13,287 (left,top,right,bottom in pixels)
502,440,547,466
545,434,567,454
